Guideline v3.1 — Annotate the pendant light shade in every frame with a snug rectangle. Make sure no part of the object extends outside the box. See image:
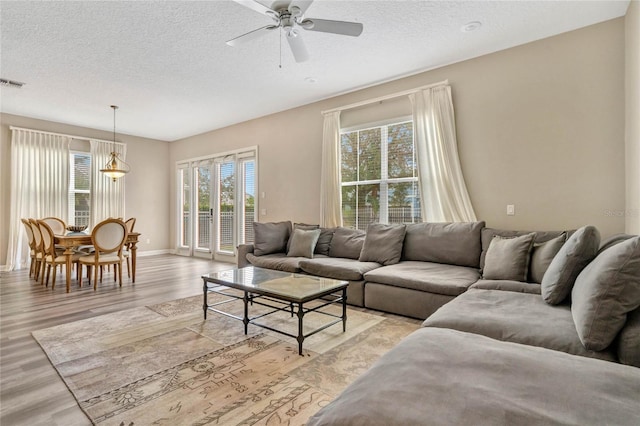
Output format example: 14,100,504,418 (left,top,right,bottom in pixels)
100,105,130,182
